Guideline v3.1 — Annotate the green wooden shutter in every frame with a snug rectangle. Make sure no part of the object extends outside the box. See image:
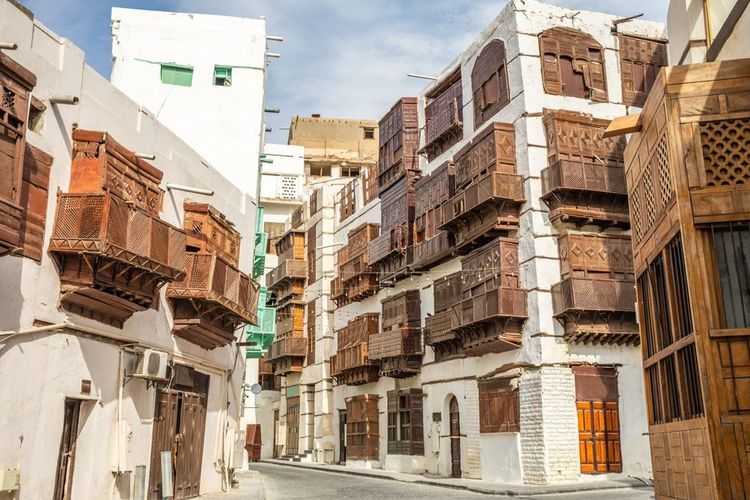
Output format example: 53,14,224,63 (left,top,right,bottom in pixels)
160,64,193,87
